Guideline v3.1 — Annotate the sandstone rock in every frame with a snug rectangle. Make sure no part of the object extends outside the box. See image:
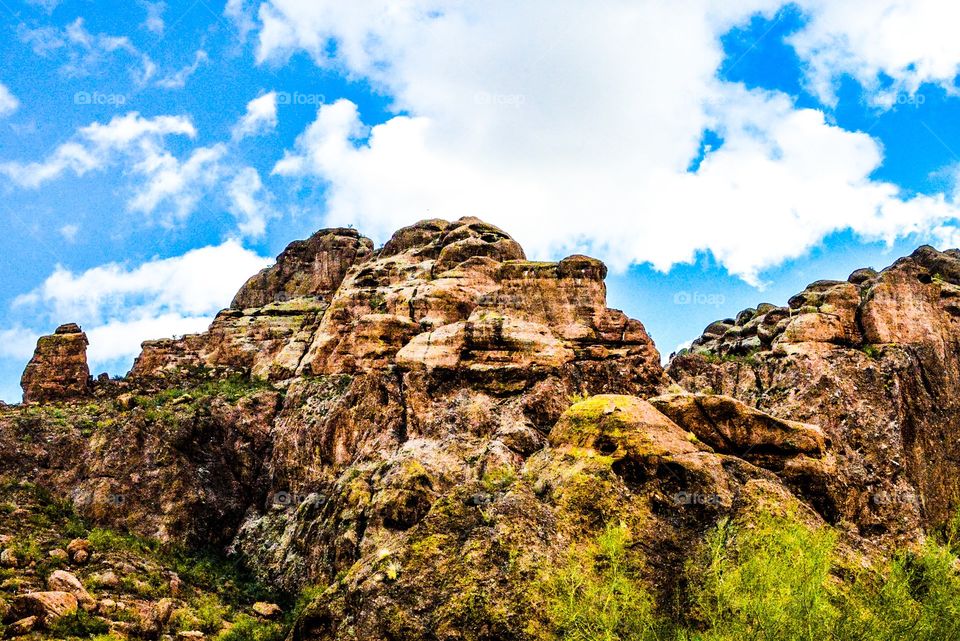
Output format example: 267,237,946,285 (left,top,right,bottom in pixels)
232,228,374,310
252,601,282,618
47,570,96,611
48,548,68,561
98,598,117,615
20,324,90,403
0,548,17,568
10,591,78,625
91,570,119,588
669,245,960,539
66,538,90,559
5,616,37,637
137,597,175,639
649,393,827,460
